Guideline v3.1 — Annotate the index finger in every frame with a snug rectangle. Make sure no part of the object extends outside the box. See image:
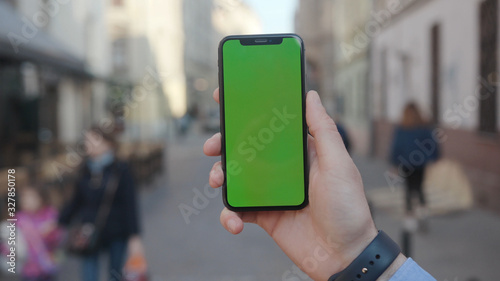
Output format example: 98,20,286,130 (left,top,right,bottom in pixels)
213,88,220,104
